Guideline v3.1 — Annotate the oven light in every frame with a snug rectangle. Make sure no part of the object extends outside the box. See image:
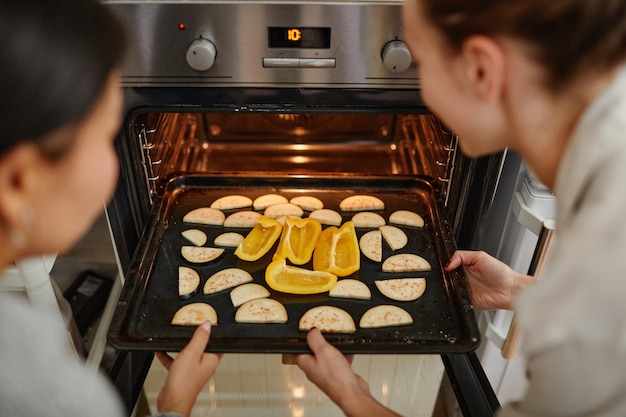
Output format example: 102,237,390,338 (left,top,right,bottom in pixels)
178,23,186,30
291,156,310,164
293,127,307,136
